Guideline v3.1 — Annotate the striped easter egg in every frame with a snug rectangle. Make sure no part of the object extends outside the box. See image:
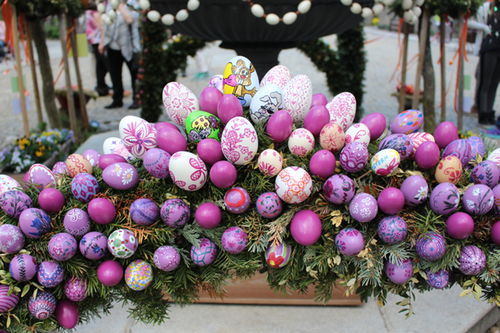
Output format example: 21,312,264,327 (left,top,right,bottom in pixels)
0,285,19,313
